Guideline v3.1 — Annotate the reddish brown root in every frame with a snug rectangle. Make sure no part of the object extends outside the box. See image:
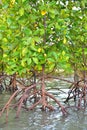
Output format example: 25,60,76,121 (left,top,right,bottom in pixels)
0,83,37,119
65,80,87,109
16,84,36,117
0,89,19,122
28,99,41,111
16,94,29,117
0,70,70,120
45,91,67,115
44,104,55,111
